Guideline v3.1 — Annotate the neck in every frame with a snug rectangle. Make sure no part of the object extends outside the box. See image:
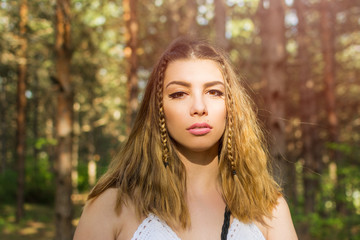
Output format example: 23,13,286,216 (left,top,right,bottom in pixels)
175,143,220,194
